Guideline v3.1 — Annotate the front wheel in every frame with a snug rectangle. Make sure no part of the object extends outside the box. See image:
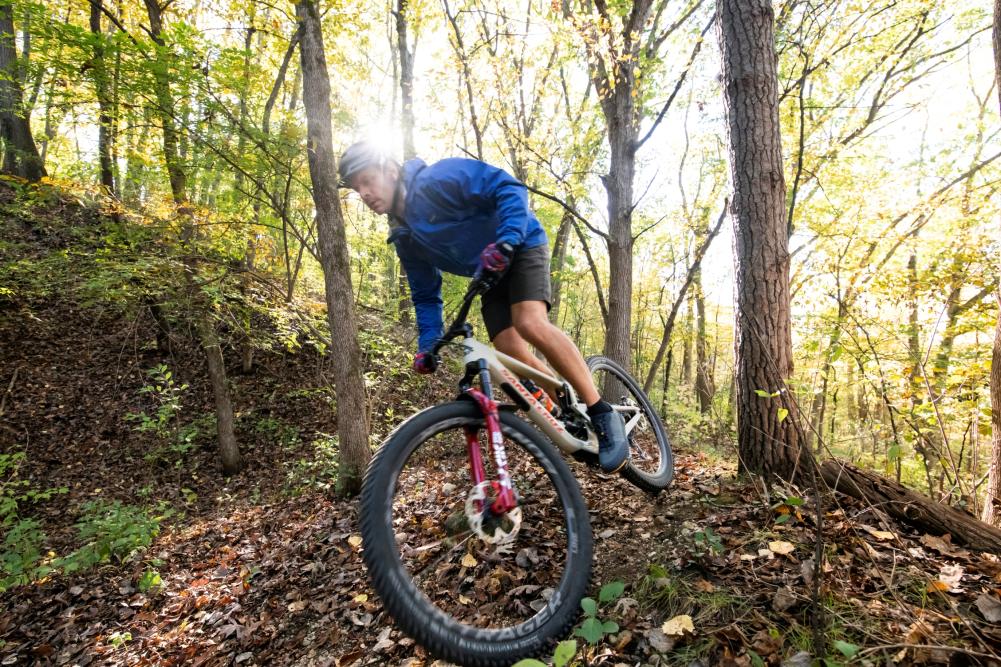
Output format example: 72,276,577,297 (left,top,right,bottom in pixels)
587,355,674,493
359,401,593,667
